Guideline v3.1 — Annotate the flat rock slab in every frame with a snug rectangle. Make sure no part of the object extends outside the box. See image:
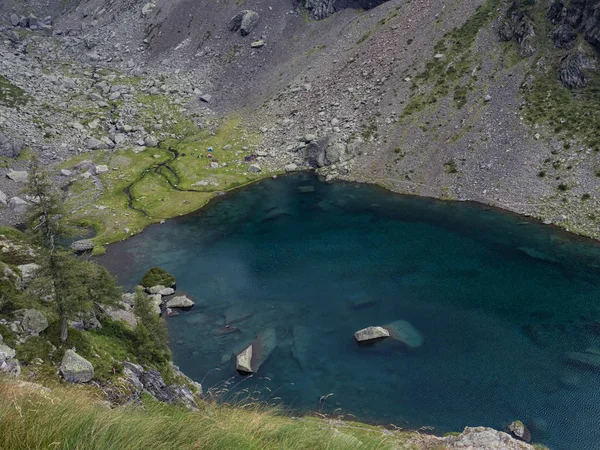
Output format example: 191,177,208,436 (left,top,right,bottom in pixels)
6,170,28,183
354,326,390,342
236,345,253,373
236,328,277,373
